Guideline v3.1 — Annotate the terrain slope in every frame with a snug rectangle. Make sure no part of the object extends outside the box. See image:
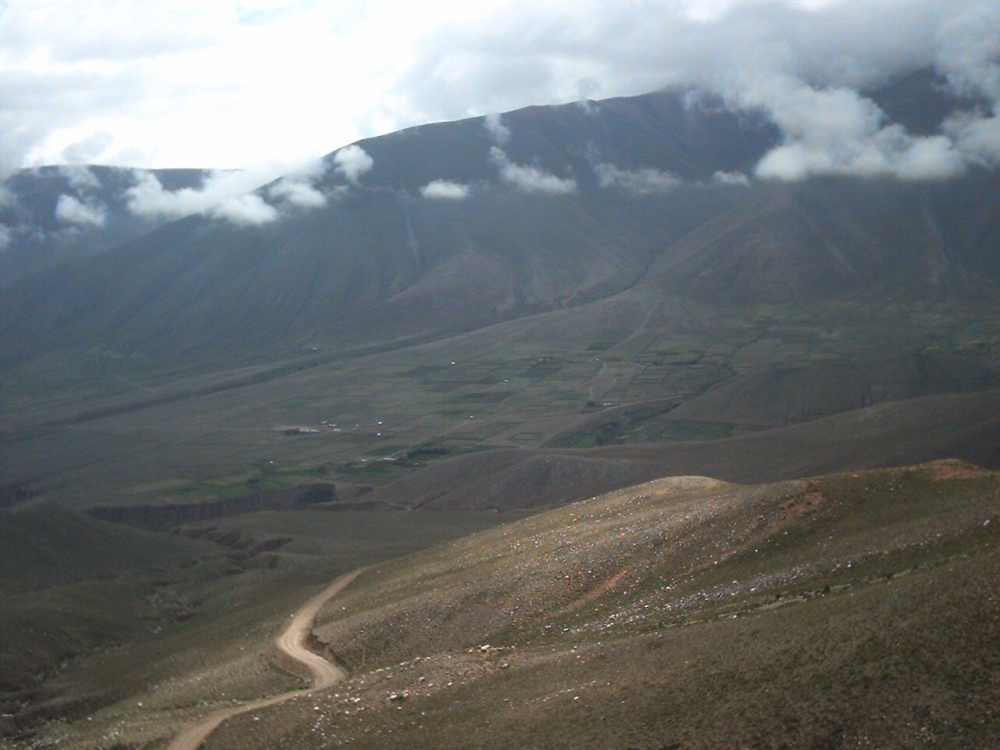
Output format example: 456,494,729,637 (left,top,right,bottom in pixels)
166,569,361,750
1,70,998,511
0,509,509,745
204,460,1000,750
